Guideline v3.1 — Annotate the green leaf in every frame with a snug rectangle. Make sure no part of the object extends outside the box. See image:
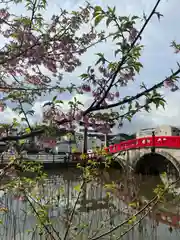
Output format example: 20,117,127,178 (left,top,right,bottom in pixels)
43,102,52,107
133,62,143,73
96,52,104,58
10,33,19,39
144,105,150,112
114,49,121,57
74,184,81,192
95,52,105,65
26,110,35,116
128,215,136,224
12,118,20,127
94,14,104,26
108,6,116,14
52,96,57,102
154,12,163,21
76,101,84,106
159,100,166,109
80,73,89,80
152,97,165,109
106,17,113,27
106,192,111,198
126,115,132,122
131,16,139,20
25,128,31,134
55,100,64,104
19,139,25,145
129,202,137,207
95,58,102,65
94,6,103,15
21,117,26,122
160,172,167,178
